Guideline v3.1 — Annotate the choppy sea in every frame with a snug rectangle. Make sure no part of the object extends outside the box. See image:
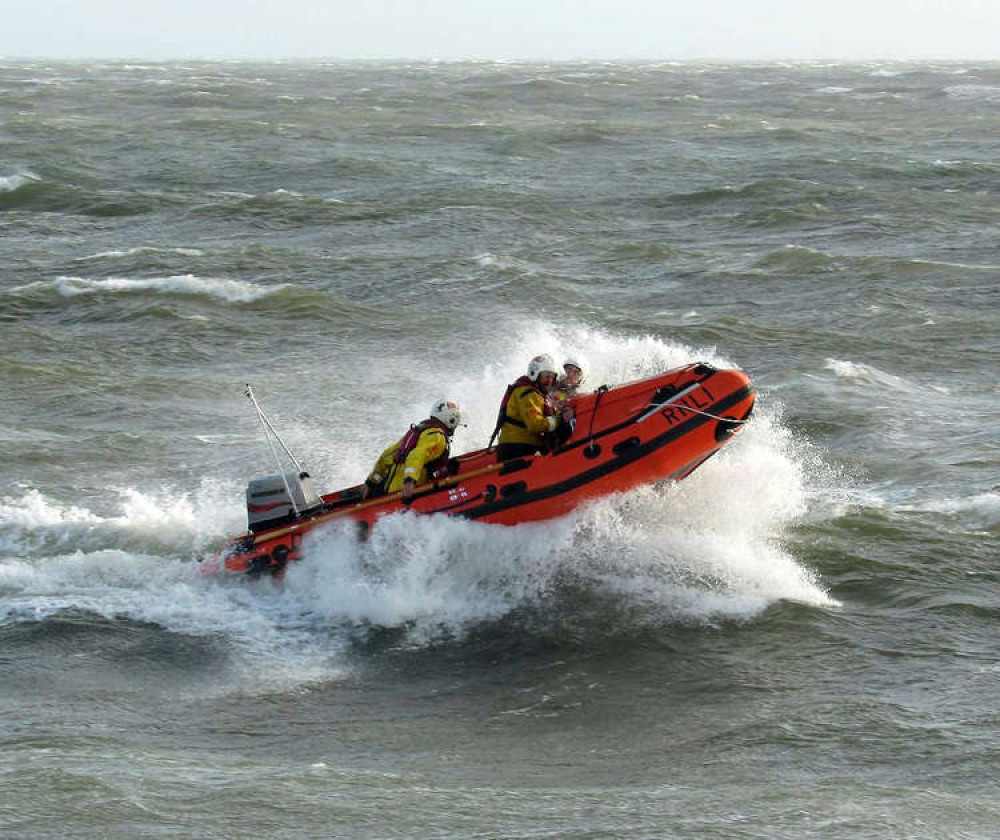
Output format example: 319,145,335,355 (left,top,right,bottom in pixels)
1,60,998,838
